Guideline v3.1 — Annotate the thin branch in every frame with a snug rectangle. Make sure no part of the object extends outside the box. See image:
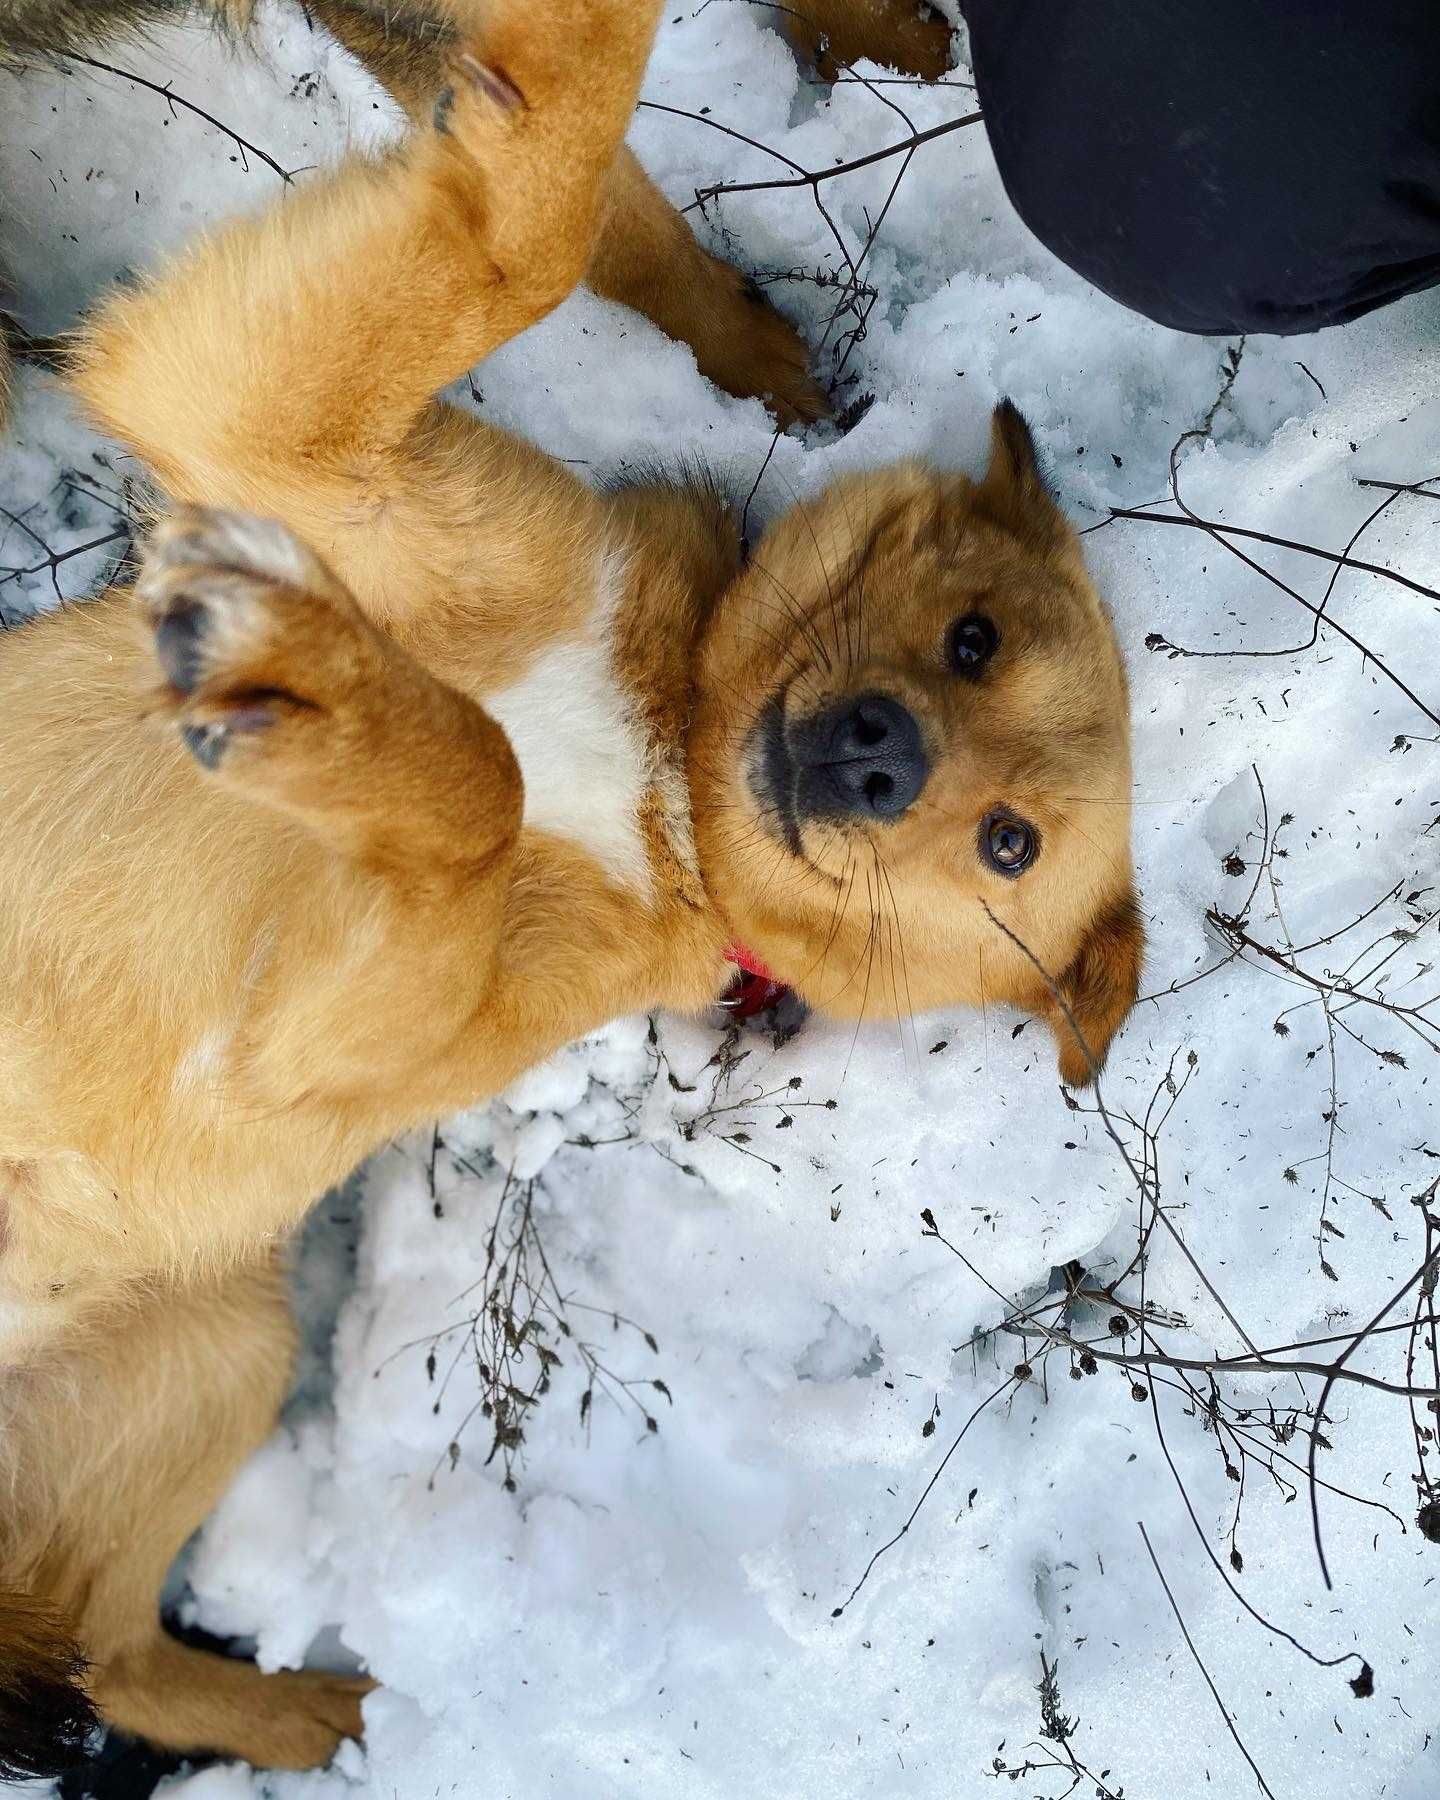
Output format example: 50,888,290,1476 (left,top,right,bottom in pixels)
1139,1523,1278,1798
1108,504,1440,608
62,54,300,184
1308,1240,1440,1589
685,111,982,211
832,1373,1015,1615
